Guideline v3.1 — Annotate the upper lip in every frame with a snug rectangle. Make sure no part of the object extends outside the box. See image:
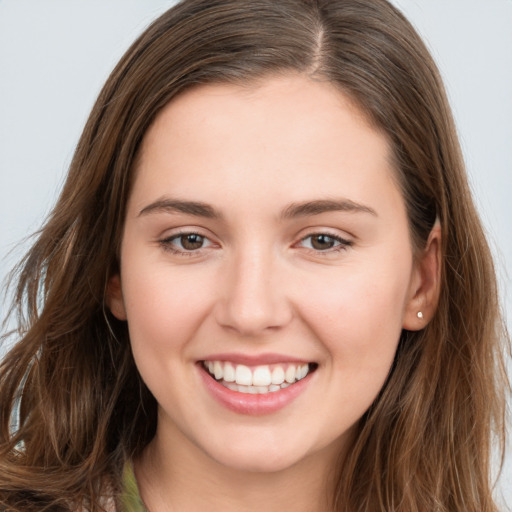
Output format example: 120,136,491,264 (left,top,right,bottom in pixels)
200,352,313,366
